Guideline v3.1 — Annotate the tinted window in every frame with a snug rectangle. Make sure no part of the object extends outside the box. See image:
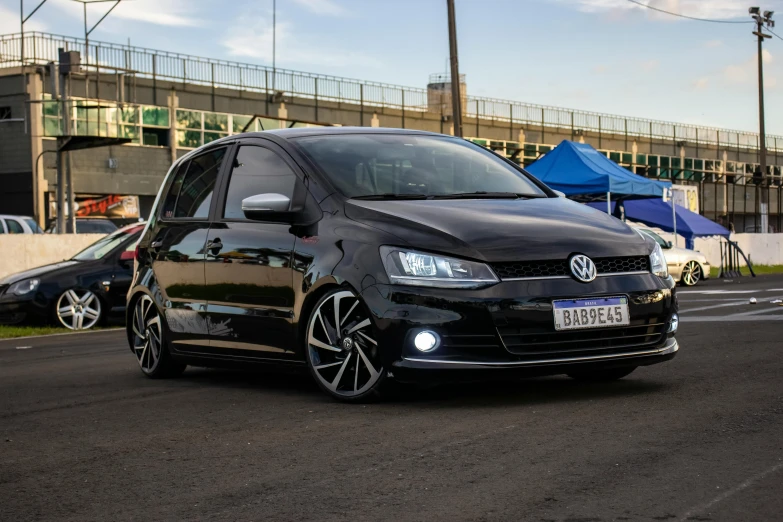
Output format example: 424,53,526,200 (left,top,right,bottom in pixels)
294,134,545,198
223,146,297,219
23,218,43,233
72,228,142,261
77,220,117,234
161,148,225,219
6,219,24,234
